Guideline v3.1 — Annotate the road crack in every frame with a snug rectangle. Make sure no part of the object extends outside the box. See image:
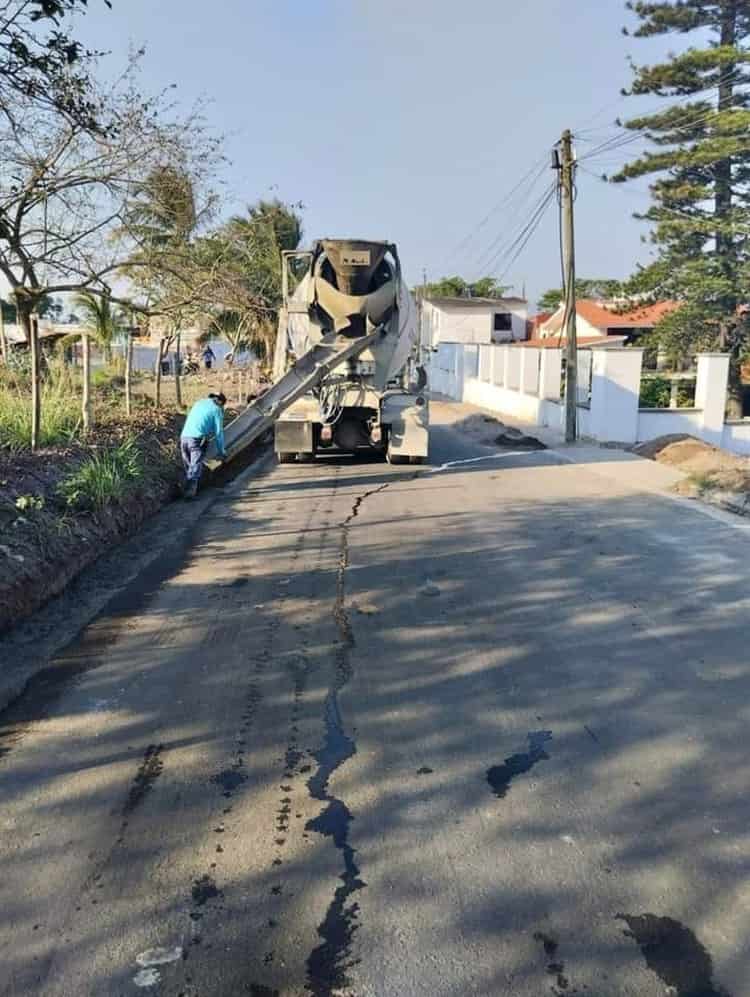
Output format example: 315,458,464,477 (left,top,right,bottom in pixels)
304,479,390,995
